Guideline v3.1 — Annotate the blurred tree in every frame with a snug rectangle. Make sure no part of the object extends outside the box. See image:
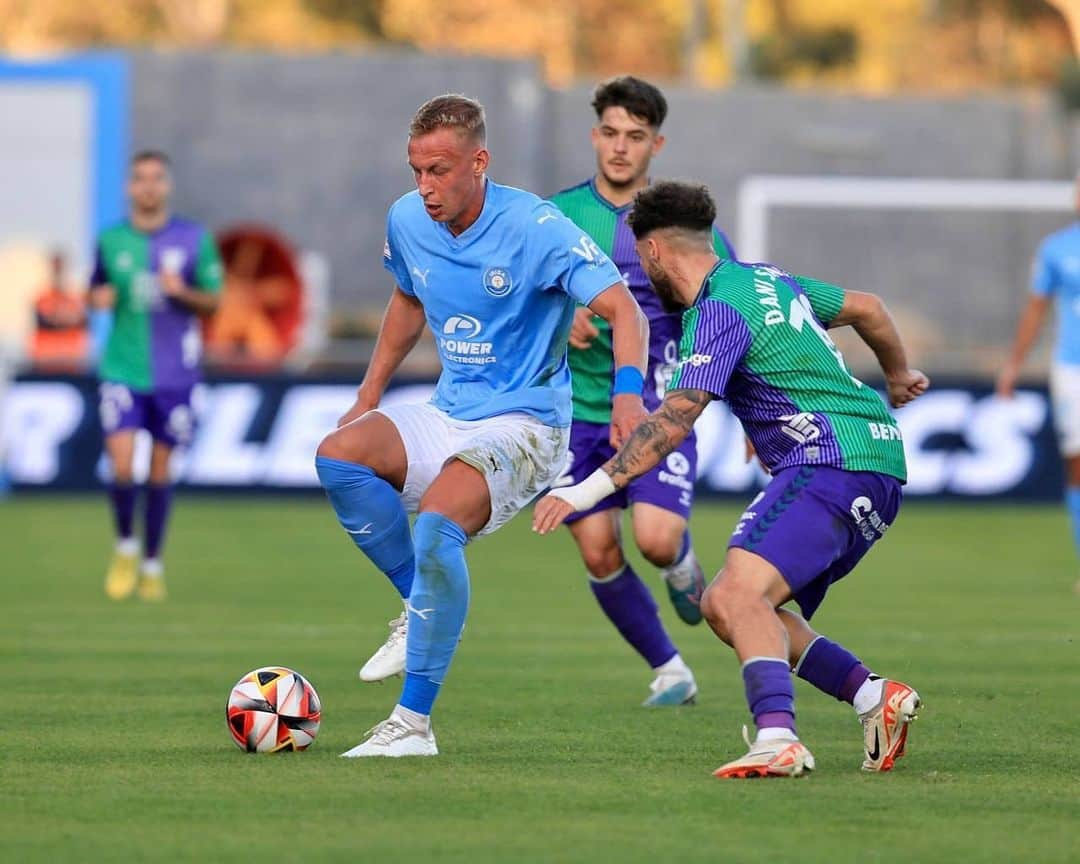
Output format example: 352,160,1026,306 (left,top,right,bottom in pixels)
305,0,385,37
378,0,689,84
0,0,1073,92
0,0,372,52
1046,0,1080,52
154,0,230,45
